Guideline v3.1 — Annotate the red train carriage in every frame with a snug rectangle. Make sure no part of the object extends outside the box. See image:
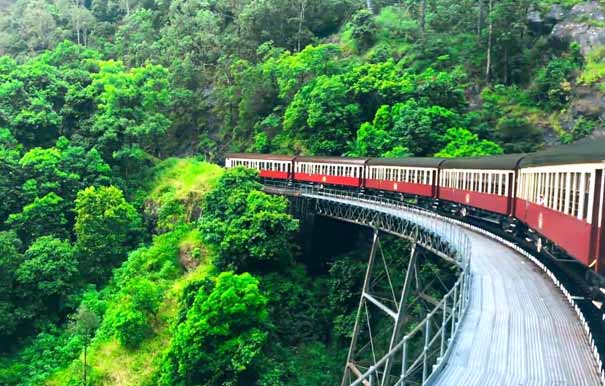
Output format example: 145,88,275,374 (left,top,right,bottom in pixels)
293,156,369,188
515,140,605,270
225,153,294,180
365,158,444,198
438,154,525,216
